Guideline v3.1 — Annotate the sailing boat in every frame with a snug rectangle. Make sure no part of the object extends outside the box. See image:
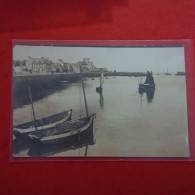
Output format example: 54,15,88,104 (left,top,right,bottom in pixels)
13,87,72,138
25,70,96,145
96,72,104,93
139,71,155,90
164,68,171,75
